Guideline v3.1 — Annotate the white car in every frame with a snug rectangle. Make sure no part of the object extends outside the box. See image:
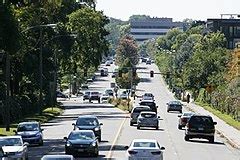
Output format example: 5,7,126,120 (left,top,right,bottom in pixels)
41,155,75,160
0,136,29,159
125,139,165,160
